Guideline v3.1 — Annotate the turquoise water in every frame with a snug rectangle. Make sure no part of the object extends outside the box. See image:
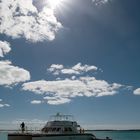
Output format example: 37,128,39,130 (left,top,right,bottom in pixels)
89,130,140,140
1,131,140,140
0,132,8,140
